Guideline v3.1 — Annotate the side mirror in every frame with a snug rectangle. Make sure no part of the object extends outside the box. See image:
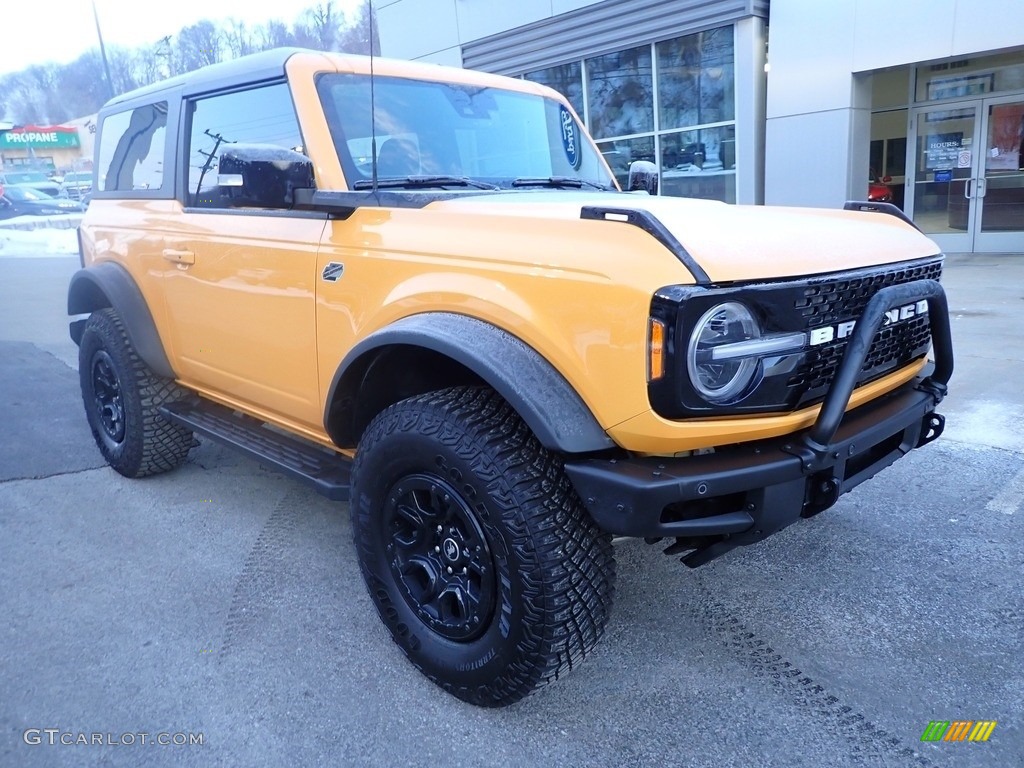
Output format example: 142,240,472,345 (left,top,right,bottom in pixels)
627,160,659,195
217,145,314,208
